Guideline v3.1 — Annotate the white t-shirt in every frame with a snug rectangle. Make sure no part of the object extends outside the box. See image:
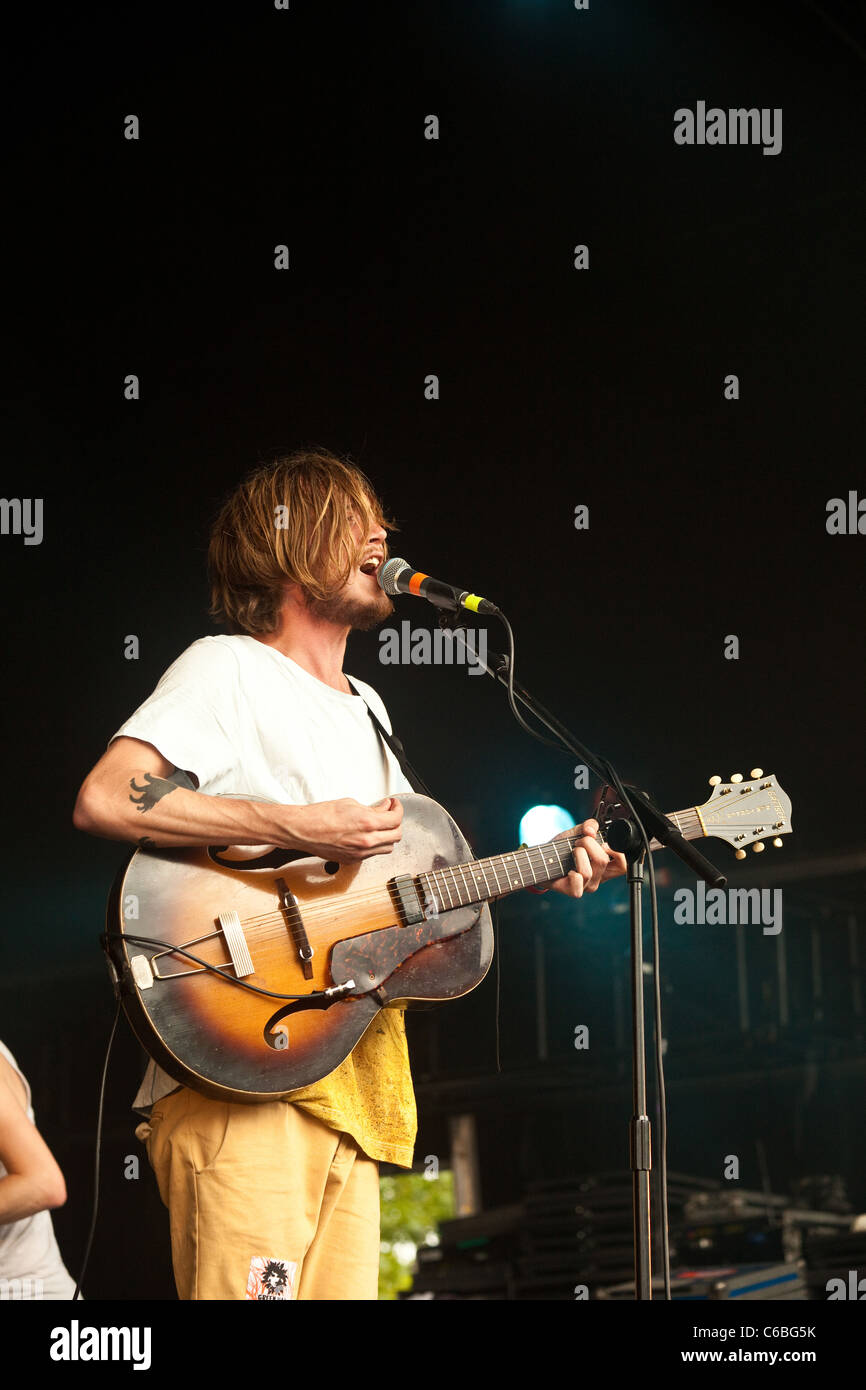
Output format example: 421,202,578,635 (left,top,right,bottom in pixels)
109,634,414,1110
0,1042,78,1299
